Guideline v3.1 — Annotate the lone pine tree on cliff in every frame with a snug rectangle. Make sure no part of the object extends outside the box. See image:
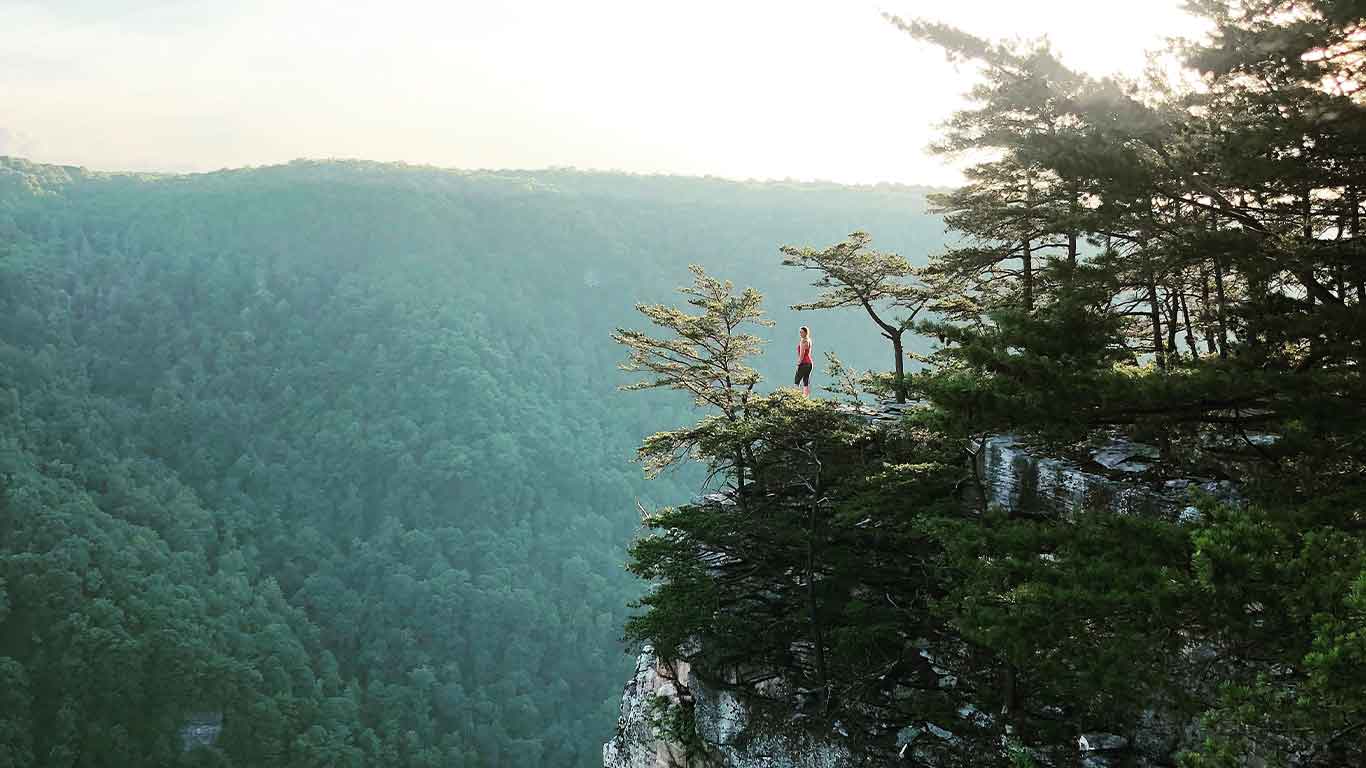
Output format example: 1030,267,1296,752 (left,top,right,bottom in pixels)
781,232,929,404
612,264,771,488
